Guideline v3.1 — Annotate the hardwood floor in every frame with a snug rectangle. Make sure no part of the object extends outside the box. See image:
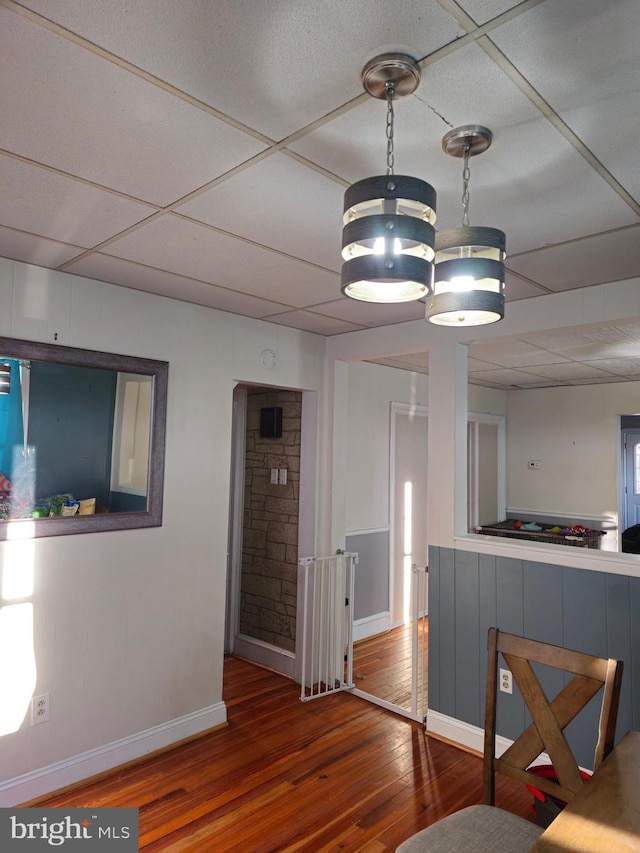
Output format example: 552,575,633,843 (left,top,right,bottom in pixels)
352,620,427,711
35,656,534,852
